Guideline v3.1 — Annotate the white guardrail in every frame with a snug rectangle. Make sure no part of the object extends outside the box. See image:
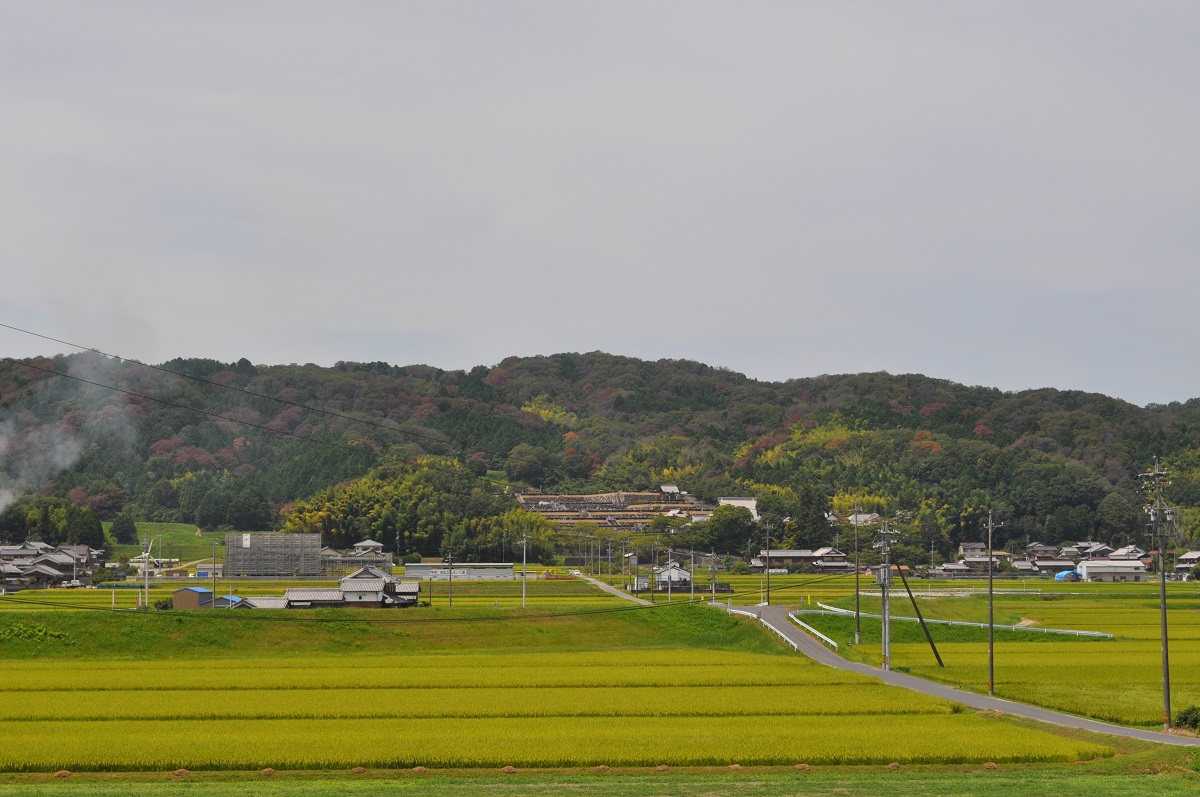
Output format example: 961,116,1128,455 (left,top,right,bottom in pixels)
787,612,839,650
719,604,836,651
812,602,1112,638
722,605,799,651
